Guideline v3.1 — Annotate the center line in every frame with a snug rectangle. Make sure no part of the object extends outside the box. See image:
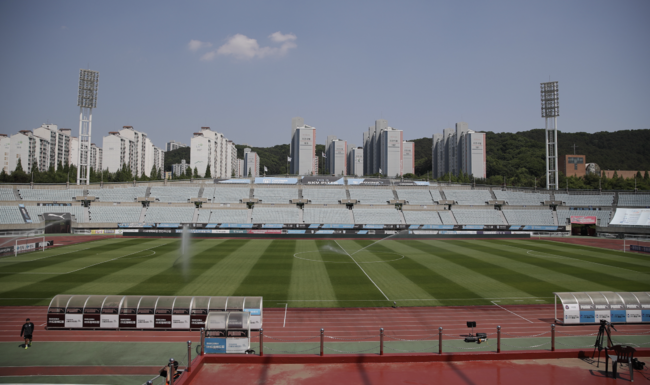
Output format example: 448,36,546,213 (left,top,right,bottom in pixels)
334,240,390,301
